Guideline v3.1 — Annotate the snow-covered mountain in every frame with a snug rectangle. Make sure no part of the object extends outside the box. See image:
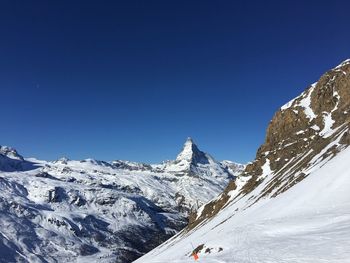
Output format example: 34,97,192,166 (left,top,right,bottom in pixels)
0,139,243,263
135,59,350,263
0,146,35,172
